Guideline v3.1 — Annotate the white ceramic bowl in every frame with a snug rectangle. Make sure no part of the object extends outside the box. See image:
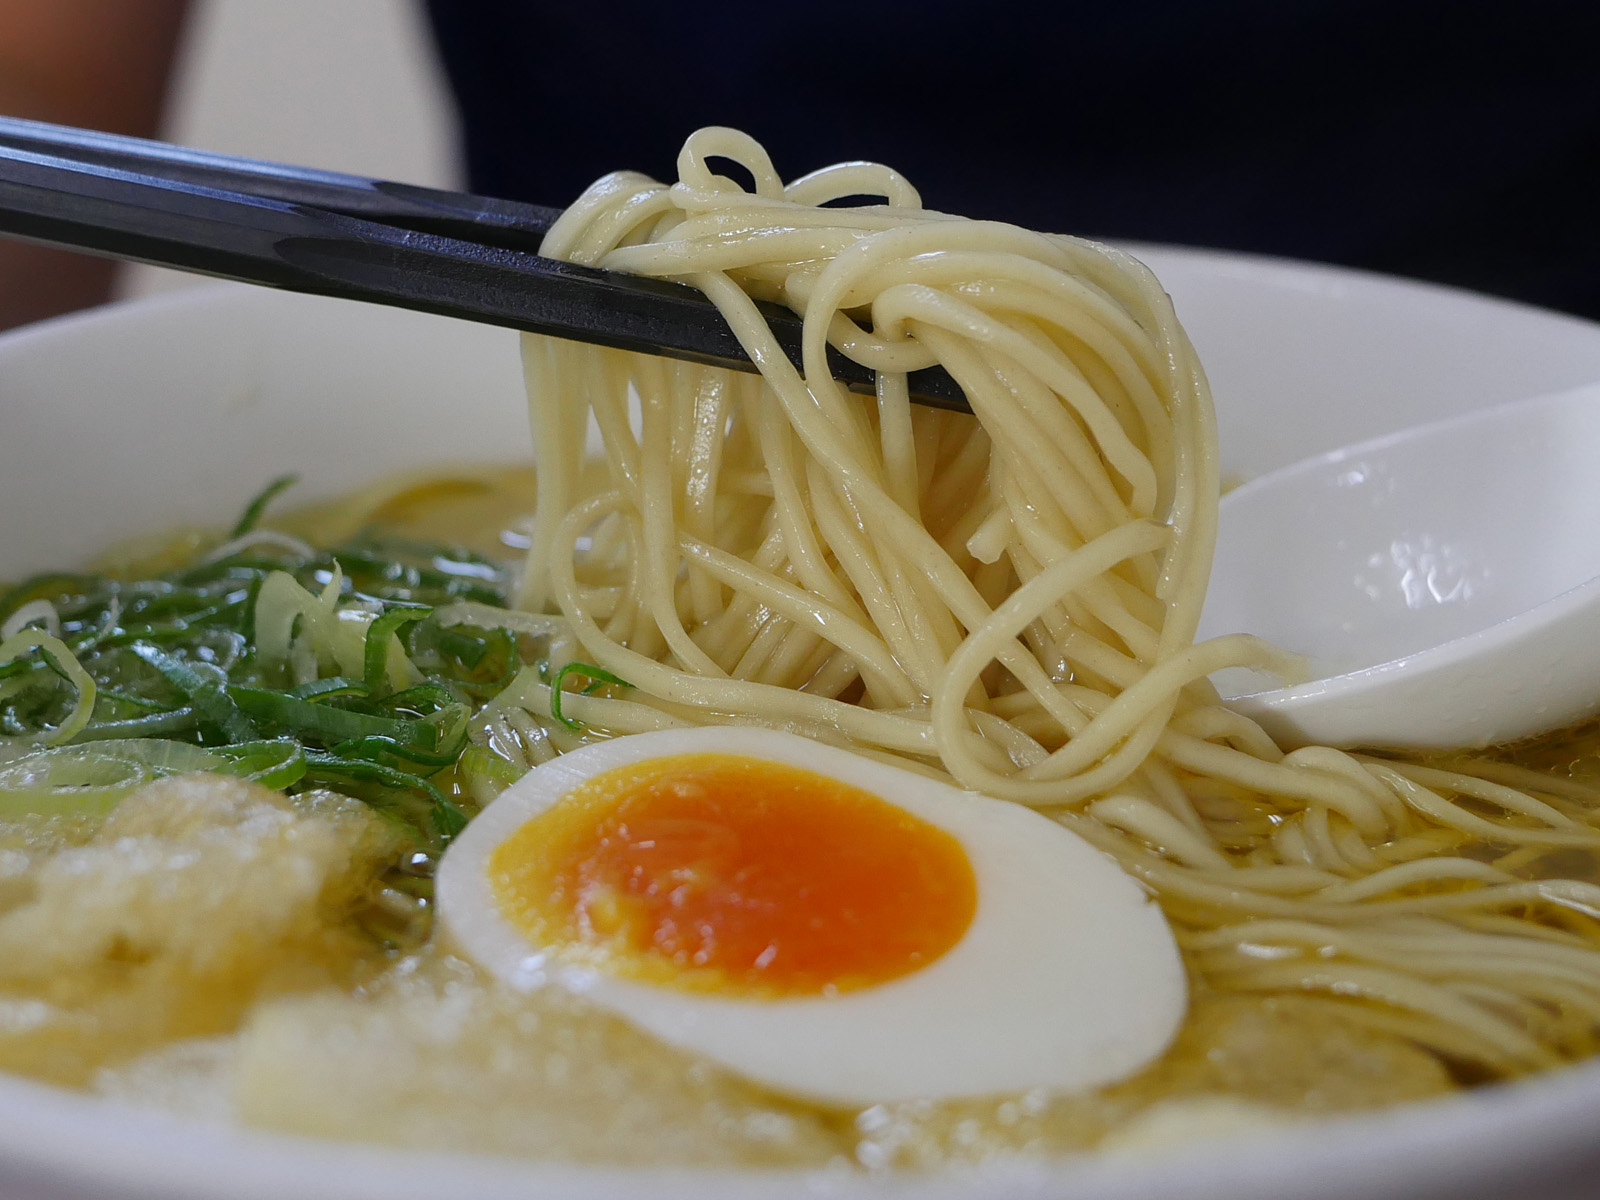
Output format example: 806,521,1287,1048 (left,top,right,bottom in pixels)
3,253,1600,1200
